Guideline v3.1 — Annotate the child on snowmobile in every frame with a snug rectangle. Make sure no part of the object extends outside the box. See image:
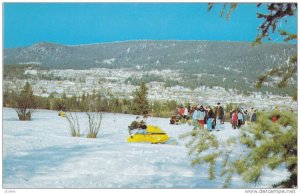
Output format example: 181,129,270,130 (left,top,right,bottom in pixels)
139,115,148,132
